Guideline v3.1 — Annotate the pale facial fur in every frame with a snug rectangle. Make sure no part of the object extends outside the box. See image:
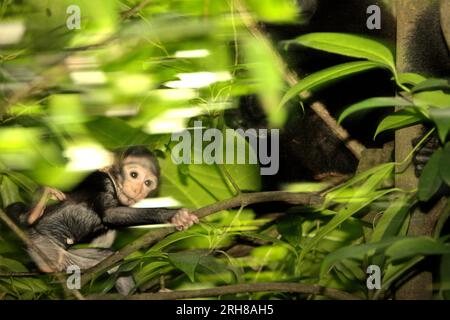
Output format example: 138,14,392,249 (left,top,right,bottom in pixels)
116,156,158,206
